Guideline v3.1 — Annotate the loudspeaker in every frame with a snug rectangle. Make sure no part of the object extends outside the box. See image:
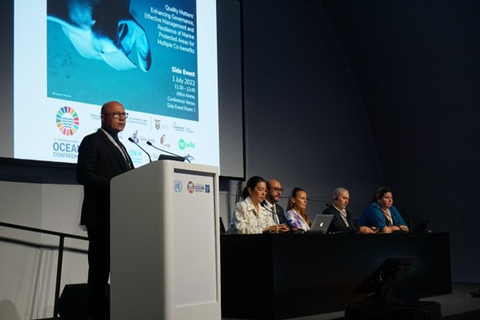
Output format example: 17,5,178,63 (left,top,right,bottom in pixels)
58,284,91,319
